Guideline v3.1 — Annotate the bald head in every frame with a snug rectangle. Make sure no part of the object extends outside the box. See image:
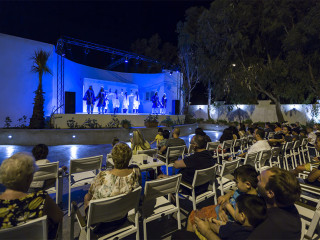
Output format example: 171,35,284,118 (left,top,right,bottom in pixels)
173,128,180,137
